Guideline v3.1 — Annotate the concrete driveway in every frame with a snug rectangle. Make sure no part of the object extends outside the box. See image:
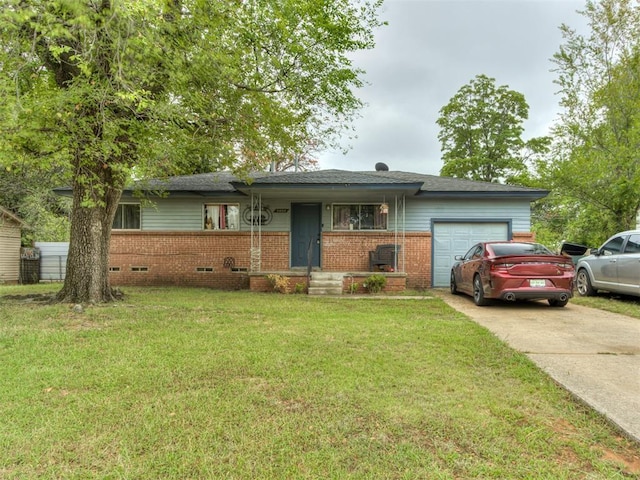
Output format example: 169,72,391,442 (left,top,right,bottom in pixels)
433,290,640,444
